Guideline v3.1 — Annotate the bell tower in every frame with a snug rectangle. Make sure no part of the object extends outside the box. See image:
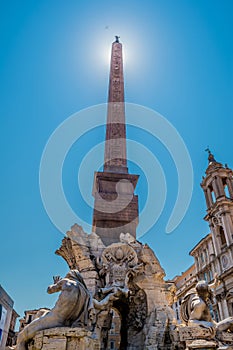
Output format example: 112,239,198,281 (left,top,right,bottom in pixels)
92,37,139,246
201,149,233,270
